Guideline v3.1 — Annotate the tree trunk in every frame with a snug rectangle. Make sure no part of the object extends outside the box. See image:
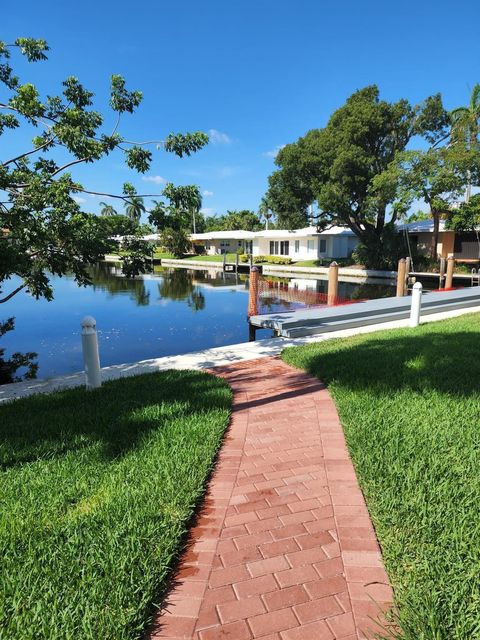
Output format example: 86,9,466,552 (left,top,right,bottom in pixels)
431,209,440,259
